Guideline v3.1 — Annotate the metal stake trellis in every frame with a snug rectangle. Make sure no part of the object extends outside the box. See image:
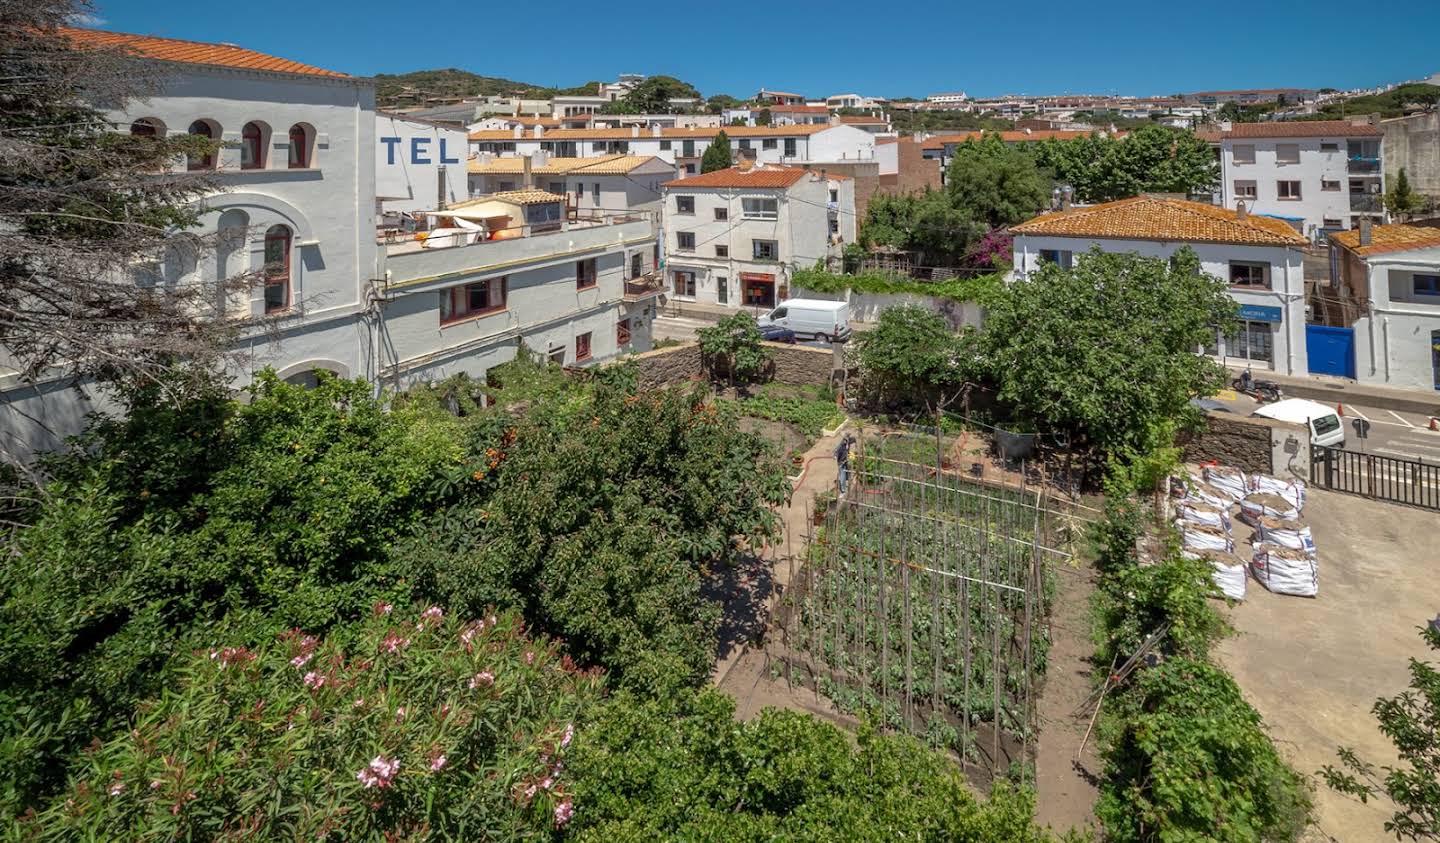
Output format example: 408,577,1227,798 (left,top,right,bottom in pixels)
775,427,1064,781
